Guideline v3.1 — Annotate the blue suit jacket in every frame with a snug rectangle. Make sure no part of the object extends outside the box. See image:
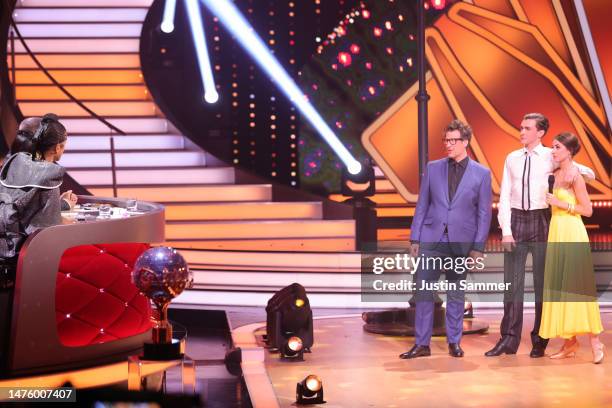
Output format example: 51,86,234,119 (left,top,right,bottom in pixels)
410,158,492,254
